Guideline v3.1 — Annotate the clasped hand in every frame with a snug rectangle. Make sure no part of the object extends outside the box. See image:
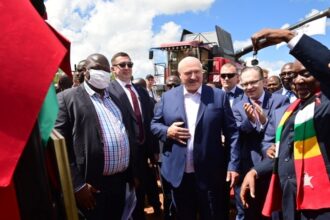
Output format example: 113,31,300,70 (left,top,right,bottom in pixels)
243,102,267,125
167,121,191,144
